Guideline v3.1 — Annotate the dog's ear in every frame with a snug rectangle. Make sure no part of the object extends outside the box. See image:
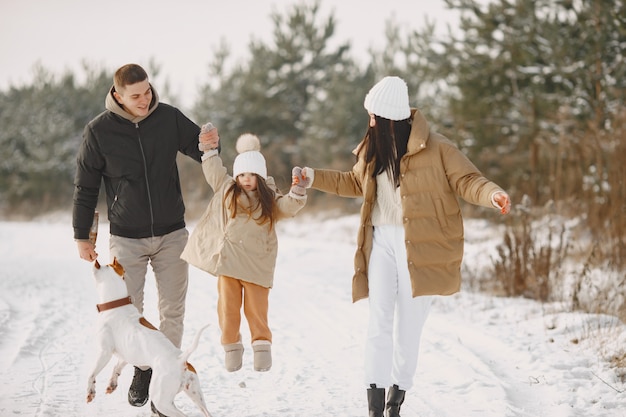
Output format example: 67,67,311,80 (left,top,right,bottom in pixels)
111,257,125,277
